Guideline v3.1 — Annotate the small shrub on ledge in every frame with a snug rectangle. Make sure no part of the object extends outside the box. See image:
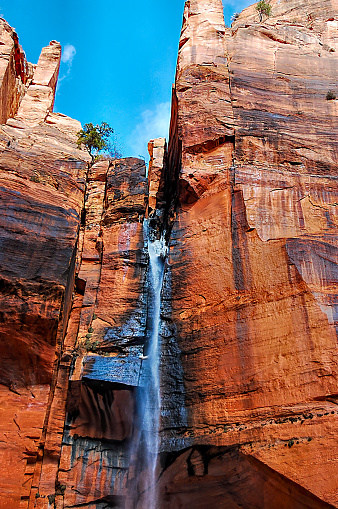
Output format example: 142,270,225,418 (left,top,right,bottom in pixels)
256,0,272,21
326,90,336,100
83,337,99,352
